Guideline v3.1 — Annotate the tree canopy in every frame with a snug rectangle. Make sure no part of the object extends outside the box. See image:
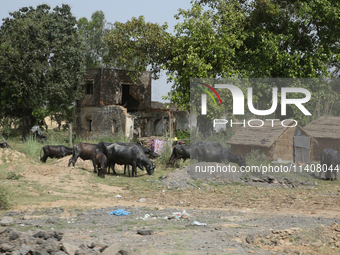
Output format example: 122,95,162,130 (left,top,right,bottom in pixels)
0,4,85,137
77,11,109,68
104,0,340,119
